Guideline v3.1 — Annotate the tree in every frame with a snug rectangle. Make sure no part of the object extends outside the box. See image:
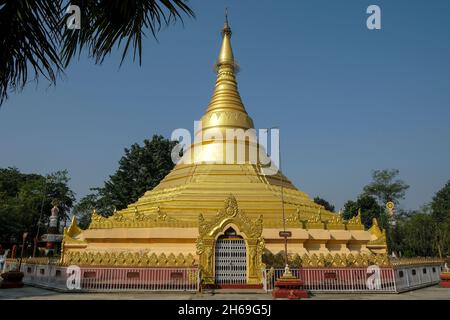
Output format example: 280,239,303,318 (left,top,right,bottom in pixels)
363,169,409,205
342,194,386,229
0,0,195,105
73,135,177,225
45,170,76,229
72,194,98,230
430,180,450,257
431,180,450,223
398,213,437,257
342,170,448,258
433,221,450,258
0,167,75,250
313,197,335,212
391,198,449,258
